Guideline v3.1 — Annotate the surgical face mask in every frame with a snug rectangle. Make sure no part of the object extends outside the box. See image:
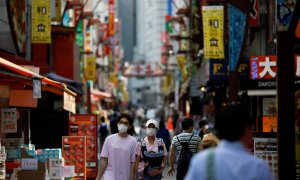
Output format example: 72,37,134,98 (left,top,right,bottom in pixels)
205,125,209,130
146,128,157,136
118,124,128,133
